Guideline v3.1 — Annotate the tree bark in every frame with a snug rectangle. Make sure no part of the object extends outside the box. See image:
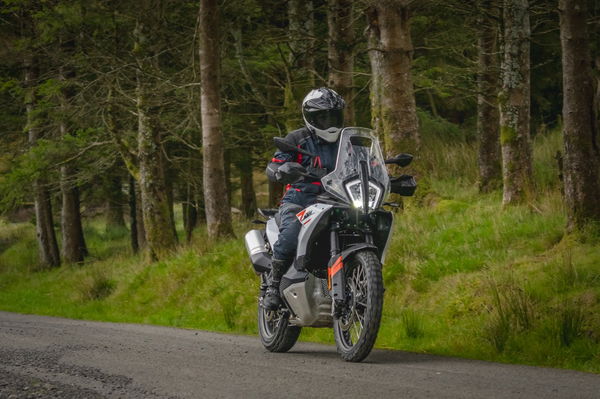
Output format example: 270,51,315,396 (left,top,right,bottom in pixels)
237,150,257,219
133,177,147,251
24,57,60,268
134,14,178,258
183,118,203,241
477,0,502,192
129,176,139,253
199,0,235,239
559,0,600,229
366,6,384,143
182,199,198,242
288,0,315,86
136,81,178,257
165,171,178,242
59,51,87,263
327,0,355,125
60,179,87,263
367,1,420,158
224,149,232,209
499,0,533,205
